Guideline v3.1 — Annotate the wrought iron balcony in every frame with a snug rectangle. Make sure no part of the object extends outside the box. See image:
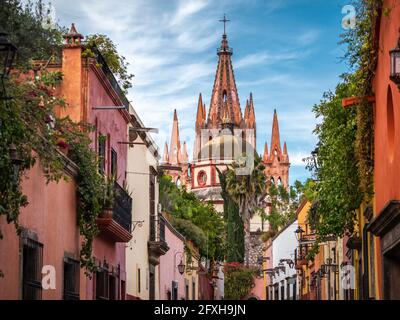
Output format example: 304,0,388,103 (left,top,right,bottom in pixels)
96,182,133,243
113,182,132,231
148,214,169,265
